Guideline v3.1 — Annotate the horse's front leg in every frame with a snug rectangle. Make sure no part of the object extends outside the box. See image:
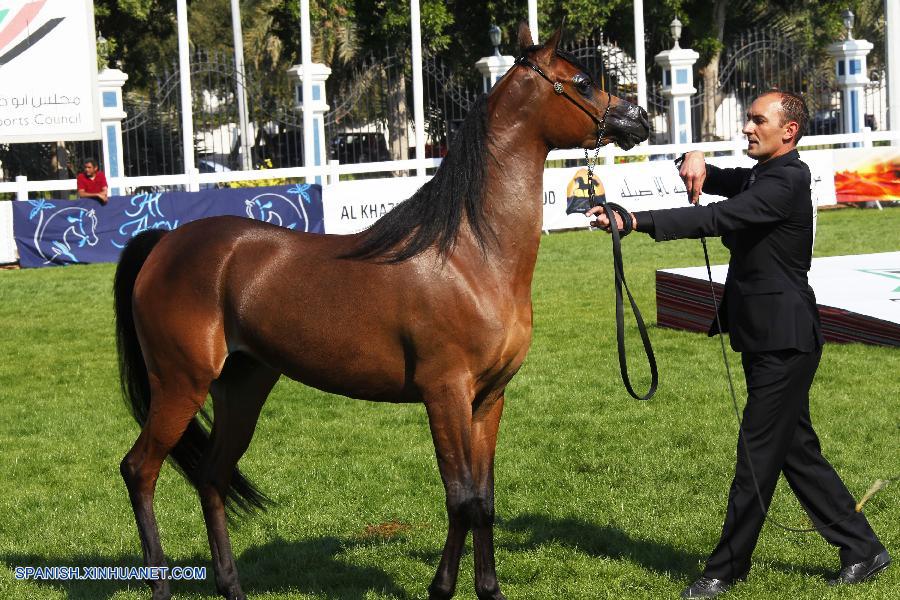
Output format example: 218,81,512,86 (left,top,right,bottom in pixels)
423,381,476,600
471,393,506,600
